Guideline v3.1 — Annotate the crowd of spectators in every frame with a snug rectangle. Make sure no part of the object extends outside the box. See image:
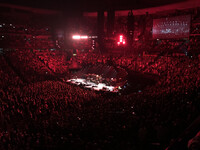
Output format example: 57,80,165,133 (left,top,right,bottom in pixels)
1,48,199,149
0,13,55,50
4,49,54,82
34,49,69,74
0,55,23,89
0,14,52,35
0,80,103,149
0,8,199,150
0,53,199,149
